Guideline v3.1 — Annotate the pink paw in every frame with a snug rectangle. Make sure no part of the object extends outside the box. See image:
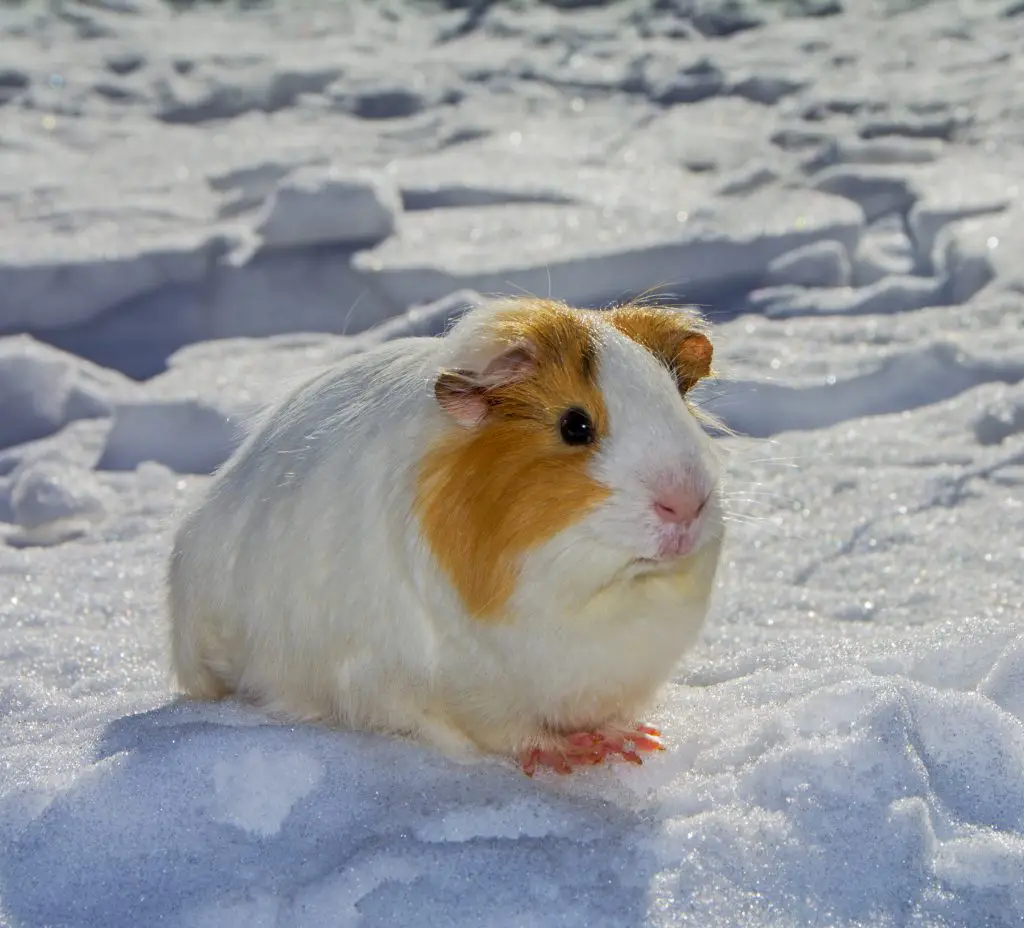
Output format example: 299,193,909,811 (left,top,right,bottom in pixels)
518,723,665,777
